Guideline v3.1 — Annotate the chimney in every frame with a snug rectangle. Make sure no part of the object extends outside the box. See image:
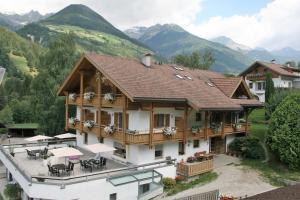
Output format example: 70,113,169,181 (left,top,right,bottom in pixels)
142,53,152,67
